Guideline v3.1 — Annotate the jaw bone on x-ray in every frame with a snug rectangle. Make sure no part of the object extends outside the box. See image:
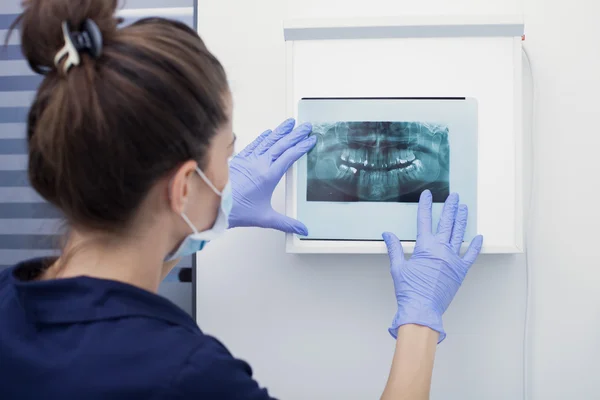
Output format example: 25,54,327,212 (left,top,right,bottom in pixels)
307,121,450,203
